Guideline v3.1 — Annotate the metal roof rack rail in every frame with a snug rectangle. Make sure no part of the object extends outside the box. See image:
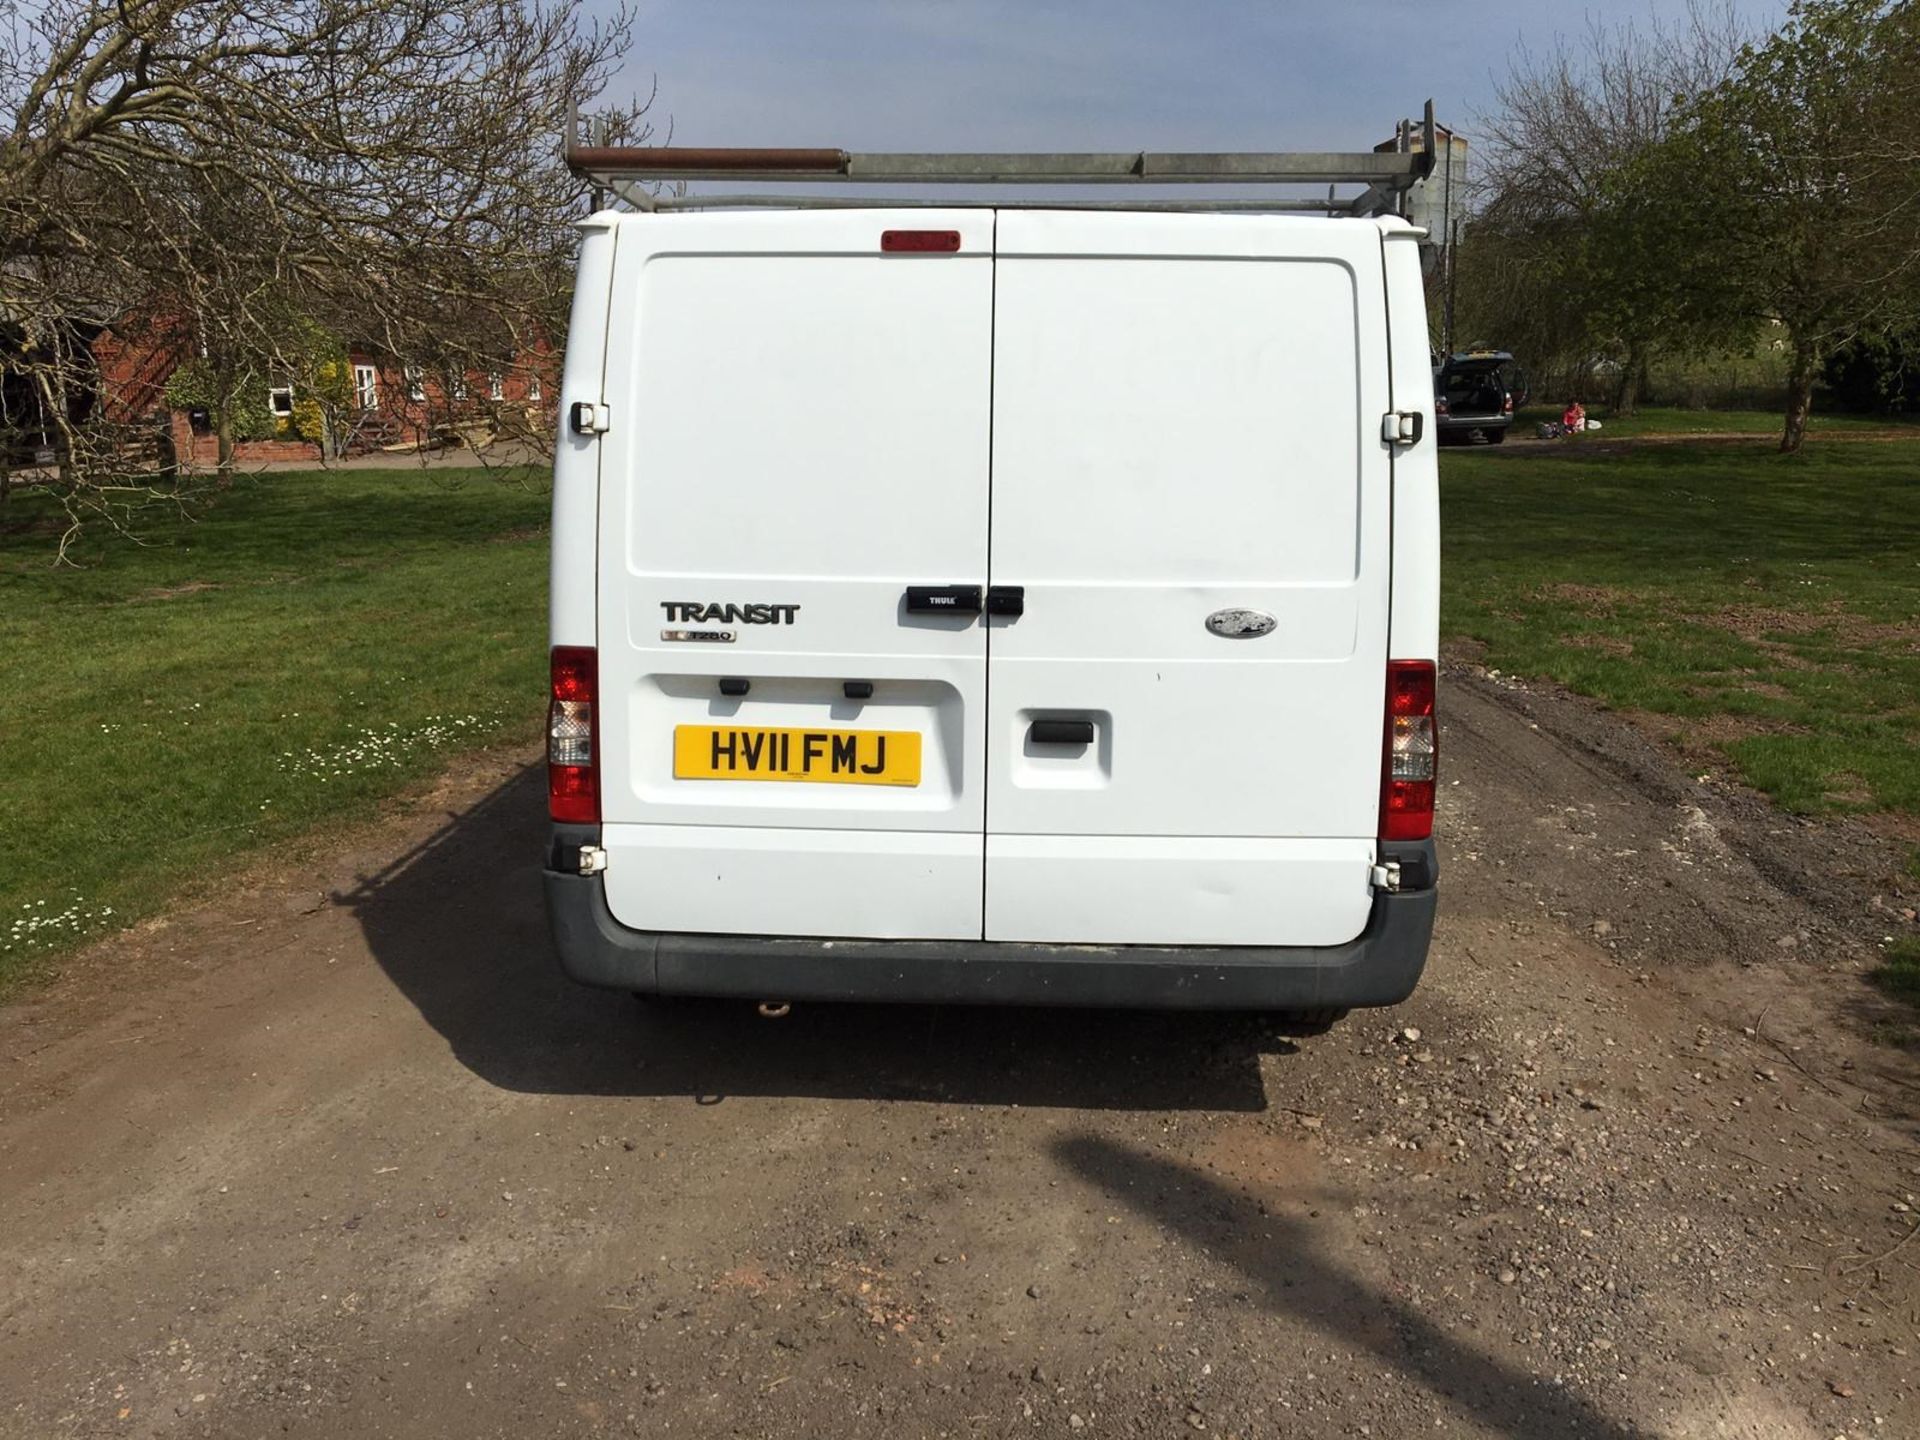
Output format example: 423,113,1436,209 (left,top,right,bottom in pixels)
565,101,1437,218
